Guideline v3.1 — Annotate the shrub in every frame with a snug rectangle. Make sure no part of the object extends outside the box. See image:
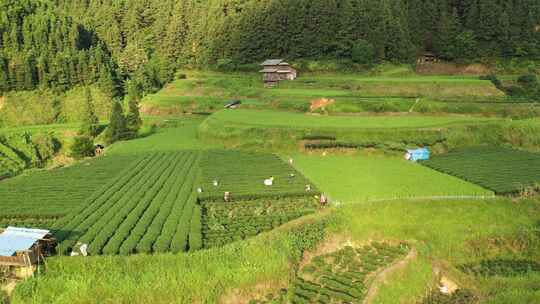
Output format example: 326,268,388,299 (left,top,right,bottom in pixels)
351,40,375,65
517,74,538,89
70,136,95,159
